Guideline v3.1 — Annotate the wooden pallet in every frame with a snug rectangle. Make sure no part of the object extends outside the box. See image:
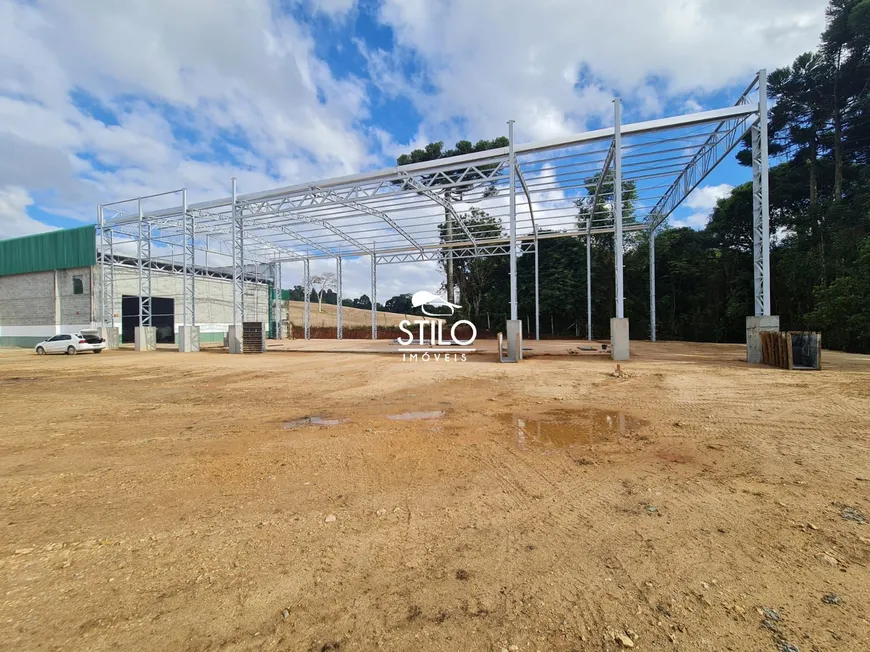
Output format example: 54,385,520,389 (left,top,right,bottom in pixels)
242,322,265,353
760,331,821,370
